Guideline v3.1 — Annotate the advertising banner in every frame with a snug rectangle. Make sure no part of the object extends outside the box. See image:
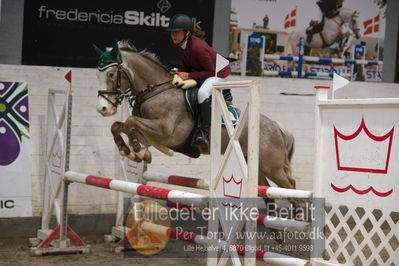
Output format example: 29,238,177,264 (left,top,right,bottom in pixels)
0,82,32,217
22,0,215,68
229,0,386,80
